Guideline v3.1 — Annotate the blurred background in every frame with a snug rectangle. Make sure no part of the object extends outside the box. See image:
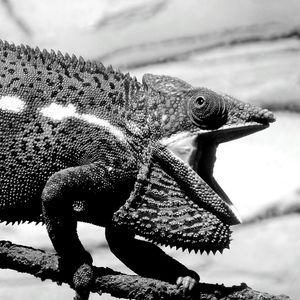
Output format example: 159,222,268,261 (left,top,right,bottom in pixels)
0,0,299,299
